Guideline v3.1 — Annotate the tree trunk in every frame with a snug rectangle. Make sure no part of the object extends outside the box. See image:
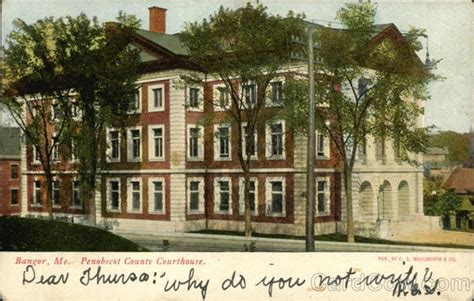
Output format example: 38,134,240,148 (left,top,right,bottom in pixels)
44,169,54,220
87,176,97,226
243,174,252,237
343,166,355,242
